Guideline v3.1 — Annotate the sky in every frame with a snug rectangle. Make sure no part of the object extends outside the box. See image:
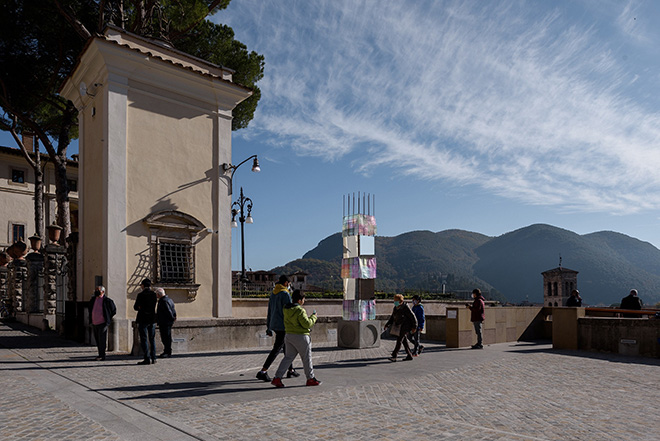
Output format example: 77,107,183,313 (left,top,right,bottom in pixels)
3,0,660,273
